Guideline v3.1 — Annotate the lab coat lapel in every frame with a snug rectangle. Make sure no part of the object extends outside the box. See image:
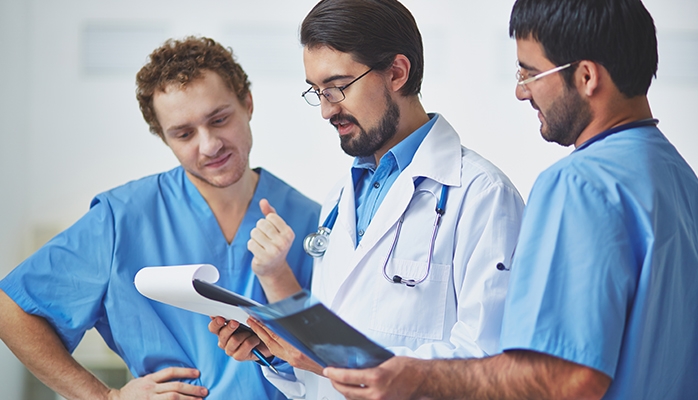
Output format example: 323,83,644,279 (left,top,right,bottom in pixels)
317,175,359,305
336,175,357,249
353,175,413,258
326,175,413,311
333,161,417,269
